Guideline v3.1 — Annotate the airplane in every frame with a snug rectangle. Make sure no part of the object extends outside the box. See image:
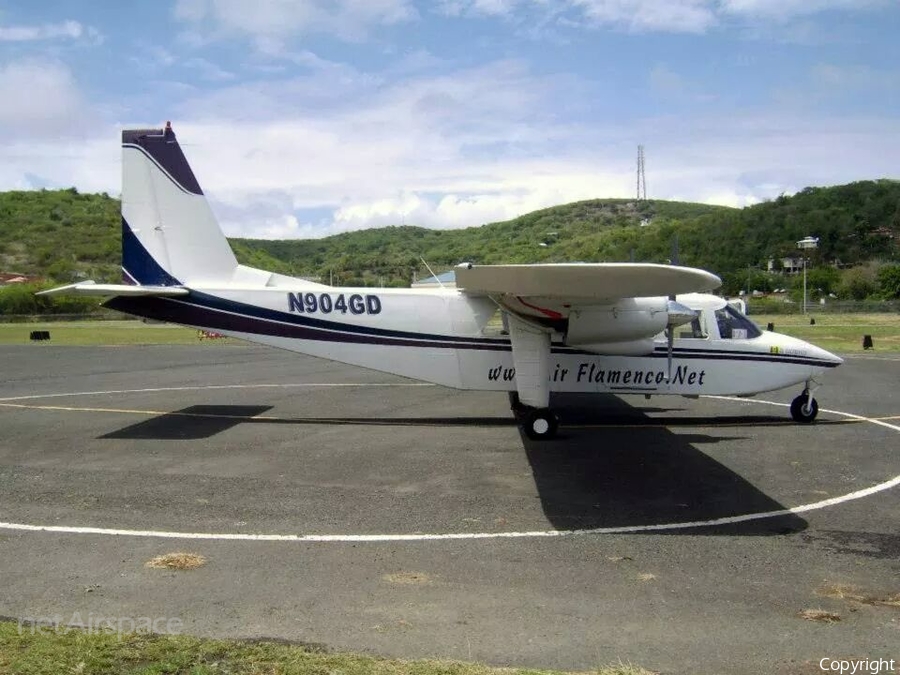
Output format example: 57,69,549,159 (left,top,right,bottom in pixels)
40,123,843,439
